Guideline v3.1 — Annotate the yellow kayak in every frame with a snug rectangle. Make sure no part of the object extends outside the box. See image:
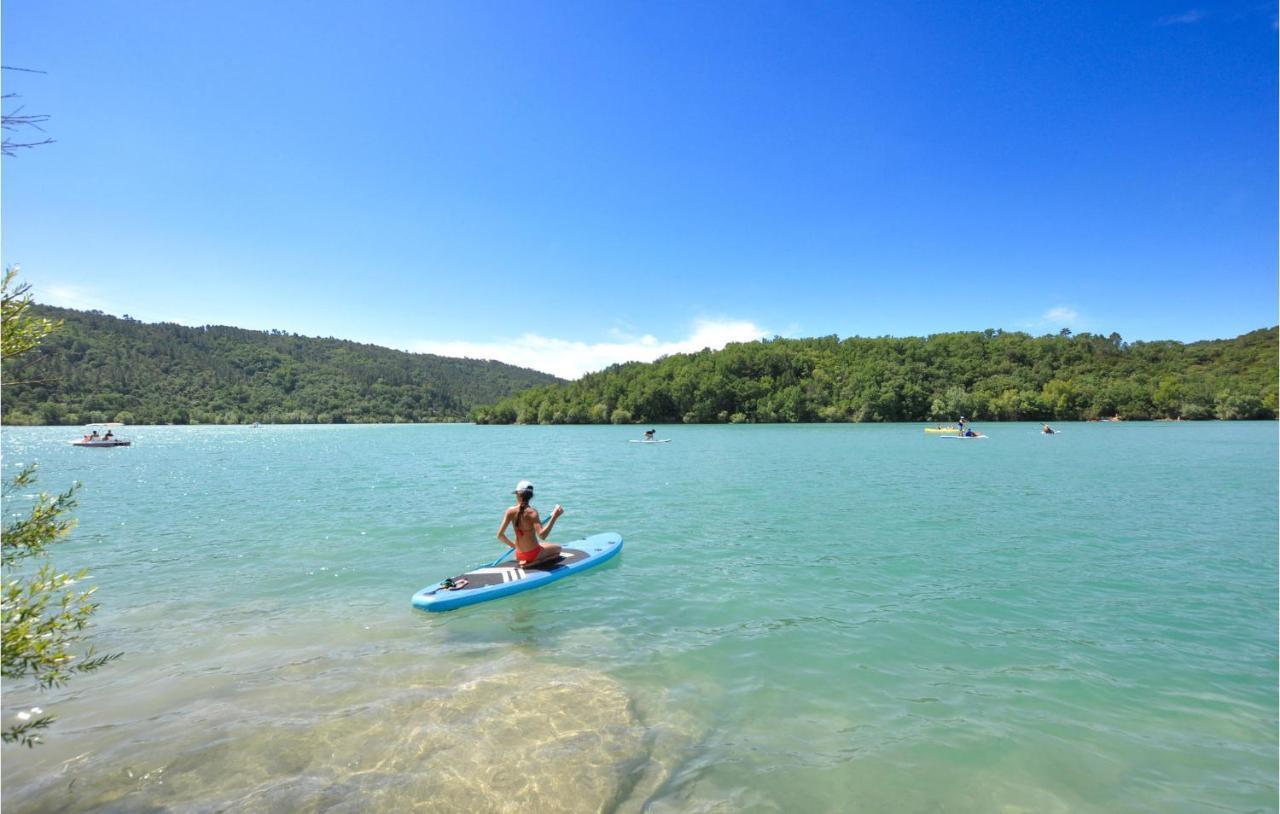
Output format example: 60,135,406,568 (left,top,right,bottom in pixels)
923,427,961,434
